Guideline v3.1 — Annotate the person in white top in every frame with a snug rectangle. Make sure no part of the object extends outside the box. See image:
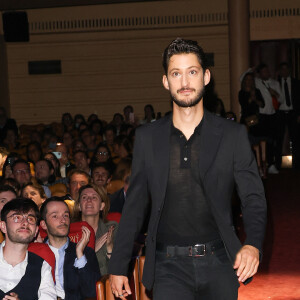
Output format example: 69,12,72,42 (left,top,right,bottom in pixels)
0,198,56,300
255,63,282,174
